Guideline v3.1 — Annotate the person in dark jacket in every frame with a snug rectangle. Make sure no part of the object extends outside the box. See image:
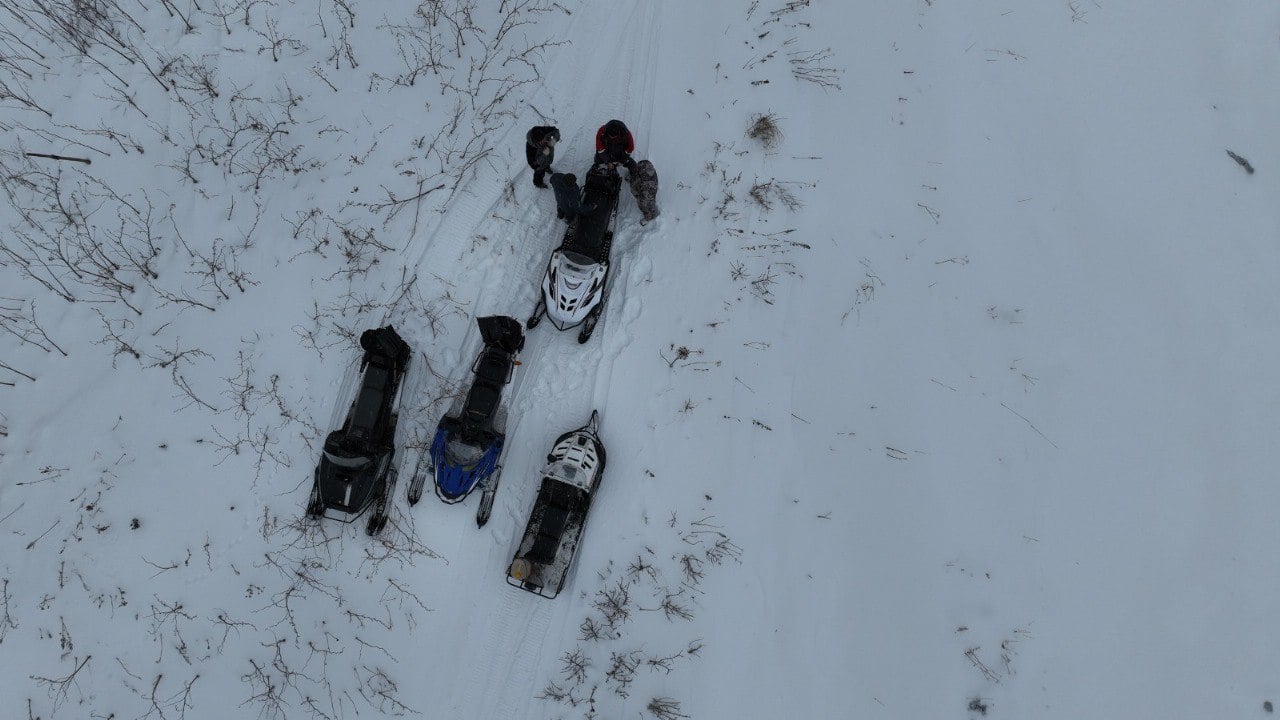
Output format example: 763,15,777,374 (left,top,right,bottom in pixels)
549,172,596,221
526,126,561,188
592,119,638,172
